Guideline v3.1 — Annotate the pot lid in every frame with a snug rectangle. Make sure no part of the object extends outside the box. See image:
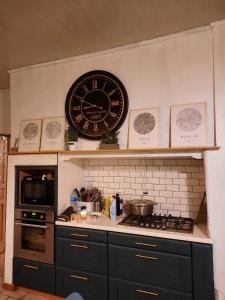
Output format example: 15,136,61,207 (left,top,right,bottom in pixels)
129,199,155,206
